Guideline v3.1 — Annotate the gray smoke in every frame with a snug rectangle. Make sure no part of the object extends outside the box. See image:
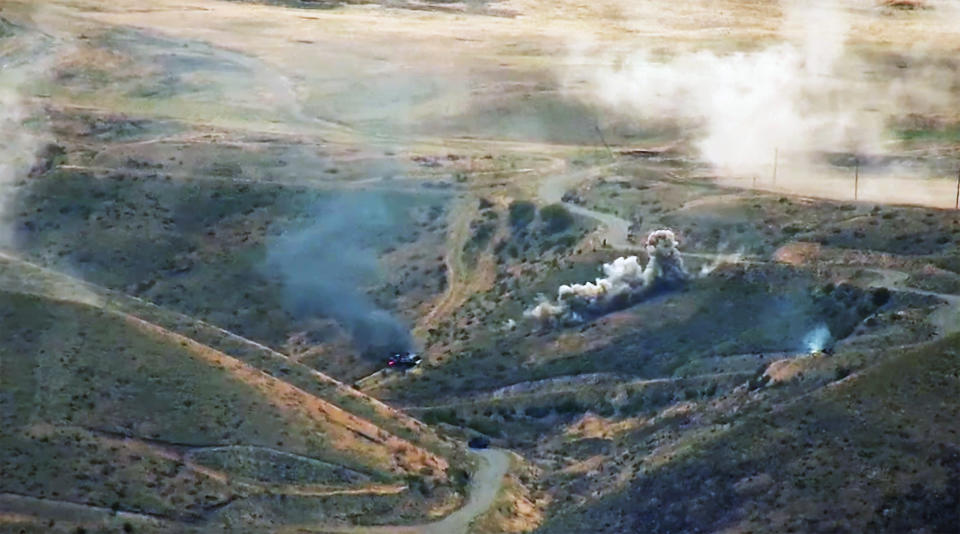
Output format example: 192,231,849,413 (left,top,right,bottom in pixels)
265,193,412,356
